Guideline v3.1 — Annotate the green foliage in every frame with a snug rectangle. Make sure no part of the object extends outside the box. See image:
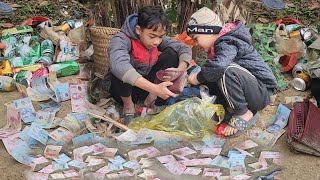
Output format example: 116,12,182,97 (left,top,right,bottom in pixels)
166,0,177,24
249,23,288,91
